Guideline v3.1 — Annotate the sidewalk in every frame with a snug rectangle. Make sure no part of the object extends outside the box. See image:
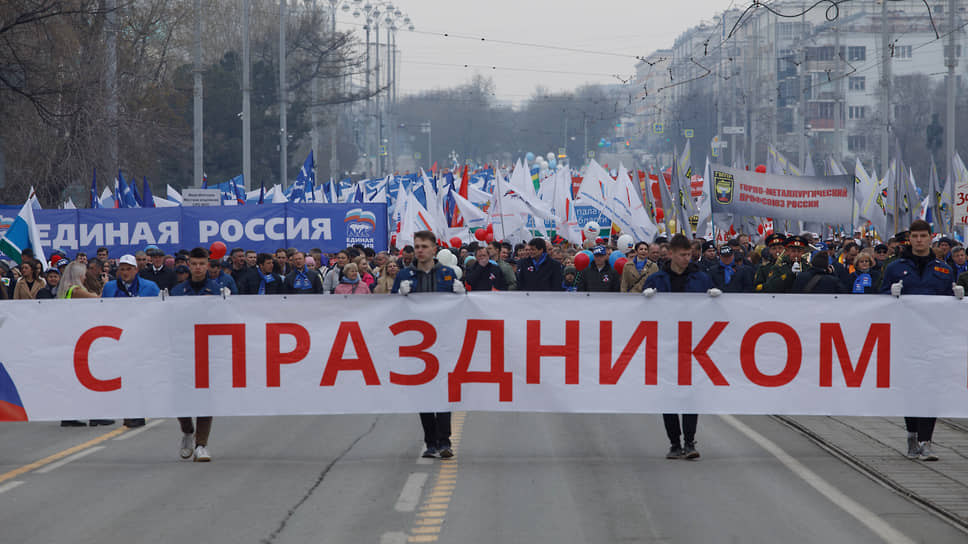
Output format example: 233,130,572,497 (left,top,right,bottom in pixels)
780,415,968,529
